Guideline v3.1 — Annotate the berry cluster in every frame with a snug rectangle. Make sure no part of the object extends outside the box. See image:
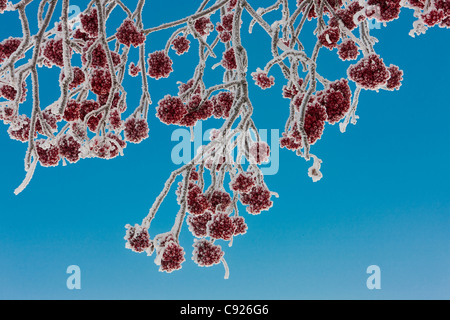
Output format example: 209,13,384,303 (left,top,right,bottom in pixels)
80,8,99,37
0,0,7,13
251,69,275,89
0,38,21,63
347,54,391,90
116,19,146,47
147,51,173,79
194,17,214,36
221,48,237,70
337,40,359,61
42,39,67,67
171,36,190,55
